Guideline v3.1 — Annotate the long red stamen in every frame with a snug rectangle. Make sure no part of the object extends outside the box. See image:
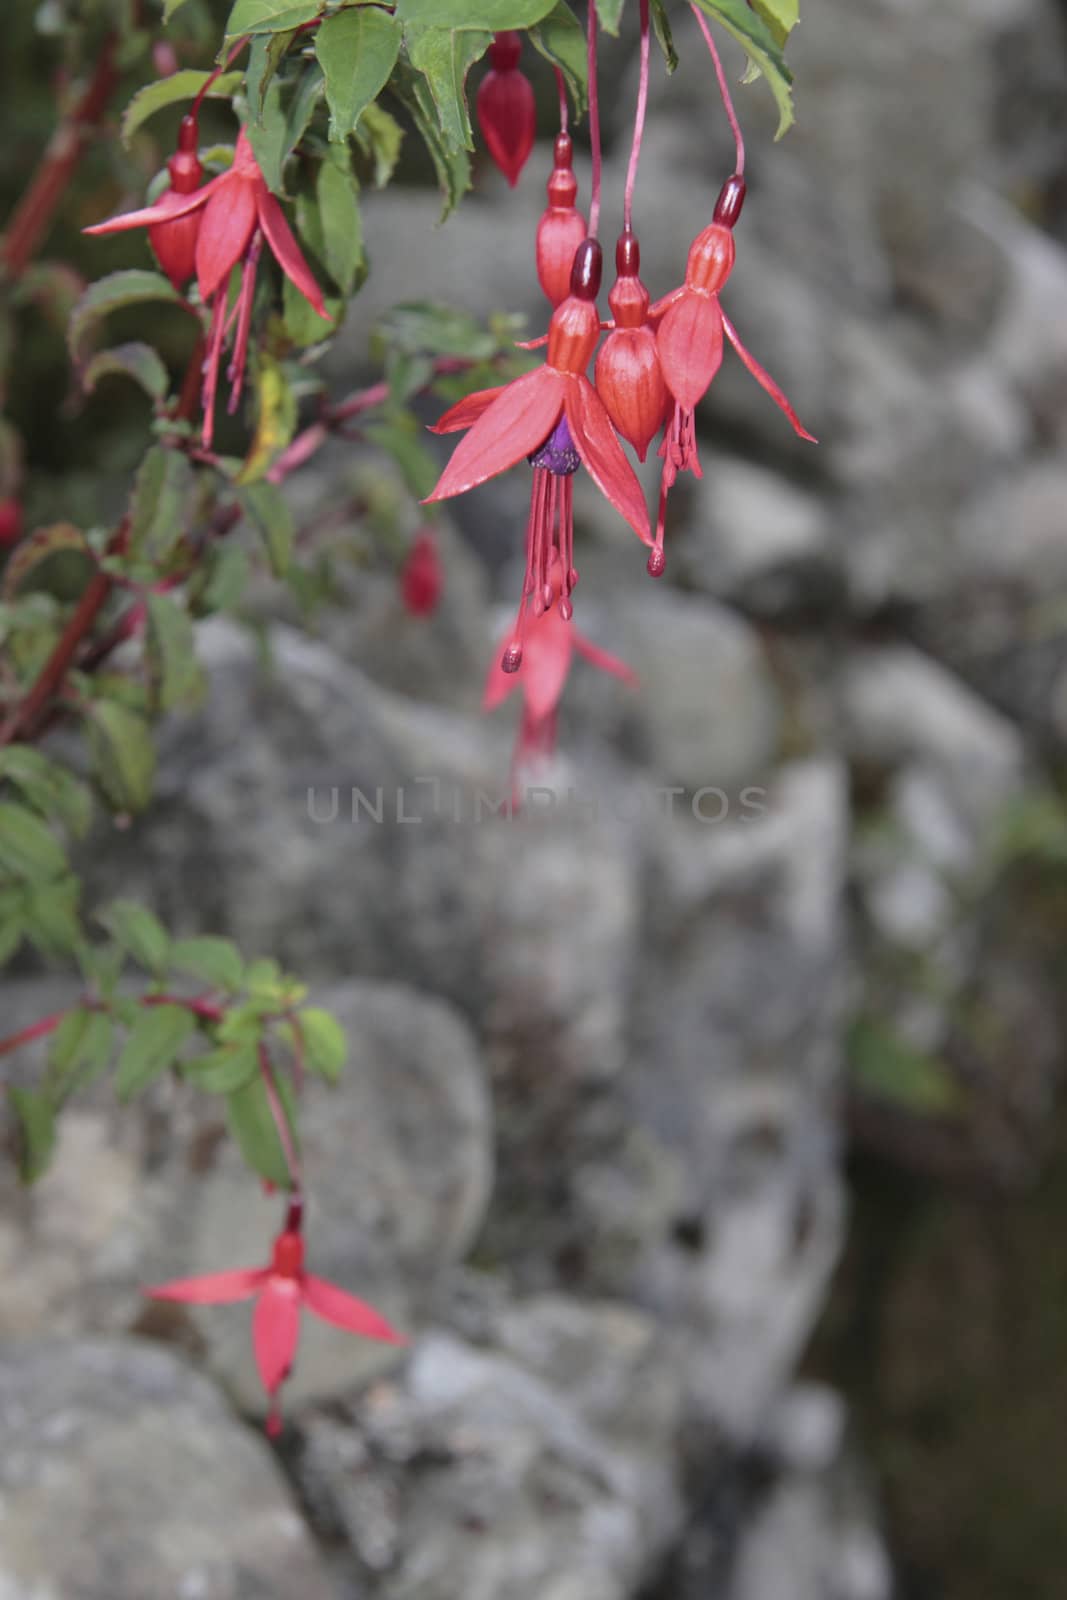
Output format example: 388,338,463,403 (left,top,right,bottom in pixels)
623,0,651,232
227,231,263,413
201,289,229,449
690,5,745,176
587,1,602,238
